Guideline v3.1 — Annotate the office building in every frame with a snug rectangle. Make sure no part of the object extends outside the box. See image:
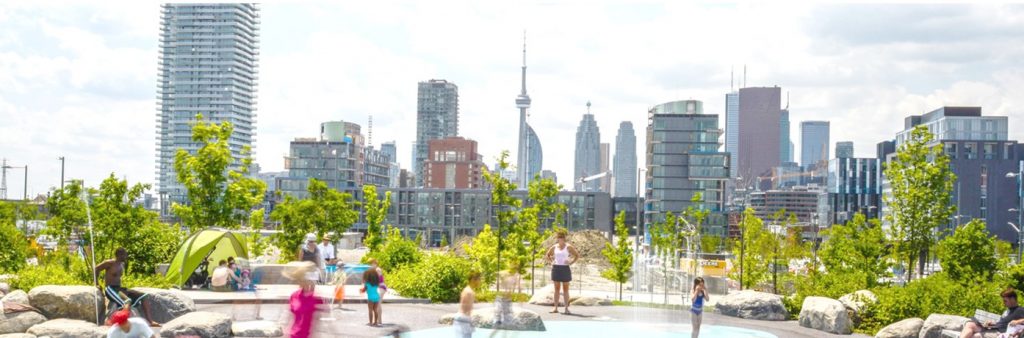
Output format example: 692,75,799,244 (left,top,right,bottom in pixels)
737,87,783,180
279,121,365,197
613,121,637,197
887,106,1023,241
422,137,486,189
748,185,827,239
380,141,401,188
574,102,601,192
645,100,730,236
781,109,793,163
156,4,260,211
600,143,611,193
725,90,740,178
827,157,880,225
415,79,459,186
836,141,854,159
541,170,558,185
525,126,543,184
801,121,831,170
